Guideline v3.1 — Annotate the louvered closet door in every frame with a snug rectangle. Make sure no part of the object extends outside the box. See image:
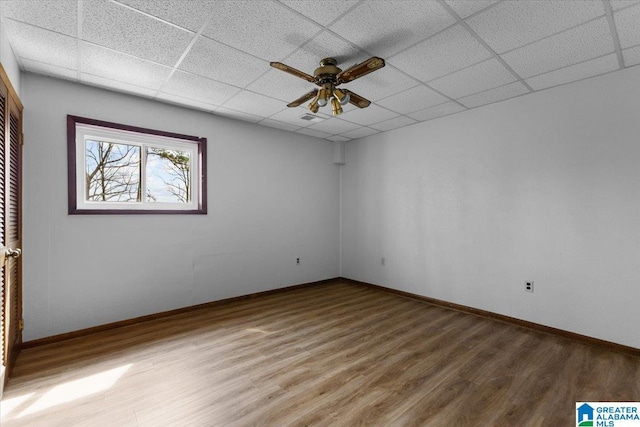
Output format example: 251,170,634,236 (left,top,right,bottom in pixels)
0,76,6,375
0,67,23,384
